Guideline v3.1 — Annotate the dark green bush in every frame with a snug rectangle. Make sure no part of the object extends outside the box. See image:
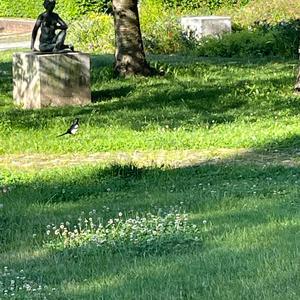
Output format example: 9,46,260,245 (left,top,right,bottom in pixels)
76,0,110,14
253,19,300,58
190,19,300,58
191,31,275,57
